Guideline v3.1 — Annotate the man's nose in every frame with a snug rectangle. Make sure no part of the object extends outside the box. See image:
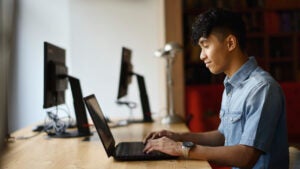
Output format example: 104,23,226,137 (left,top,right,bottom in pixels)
200,50,206,61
